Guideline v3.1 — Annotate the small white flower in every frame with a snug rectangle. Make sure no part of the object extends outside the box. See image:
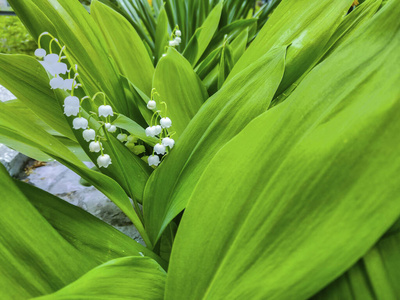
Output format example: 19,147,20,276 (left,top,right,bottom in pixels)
154,125,162,135
127,135,138,143
97,154,112,168
98,105,114,117
162,137,175,149
63,78,78,91
108,125,117,133
145,126,156,137
89,141,102,152
148,155,160,166
175,30,181,37
52,62,68,75
72,117,88,130
160,117,172,128
104,123,111,130
82,129,96,142
64,105,80,117
147,100,156,110
174,37,181,44
117,133,128,142
154,143,166,155
44,53,59,64
169,40,178,47
64,96,80,107
35,48,46,58
49,77,64,89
